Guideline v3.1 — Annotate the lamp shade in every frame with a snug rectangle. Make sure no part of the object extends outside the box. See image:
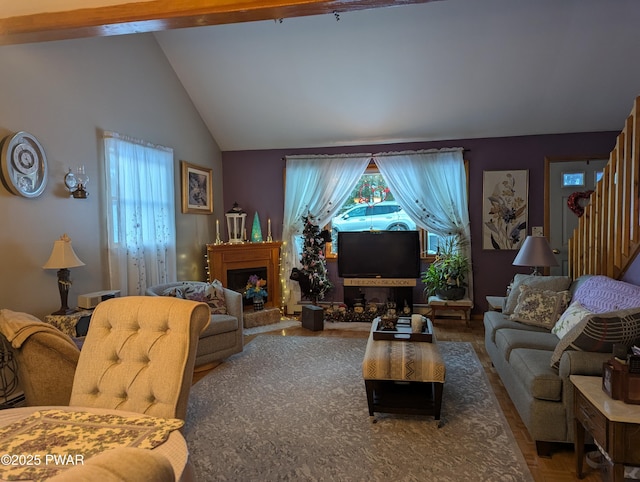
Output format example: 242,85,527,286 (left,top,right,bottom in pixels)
43,234,85,269
512,236,558,270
